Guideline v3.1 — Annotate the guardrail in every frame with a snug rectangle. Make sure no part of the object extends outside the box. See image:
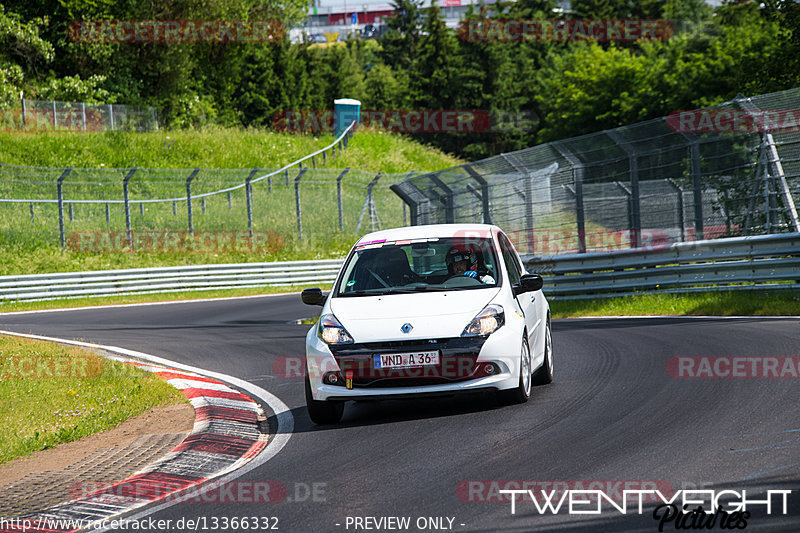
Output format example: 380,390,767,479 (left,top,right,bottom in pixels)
523,233,800,299
0,260,344,302
2,233,797,302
